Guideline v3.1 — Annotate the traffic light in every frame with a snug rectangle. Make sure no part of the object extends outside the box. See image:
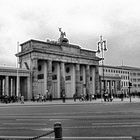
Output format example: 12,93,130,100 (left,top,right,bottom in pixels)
129,82,132,87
